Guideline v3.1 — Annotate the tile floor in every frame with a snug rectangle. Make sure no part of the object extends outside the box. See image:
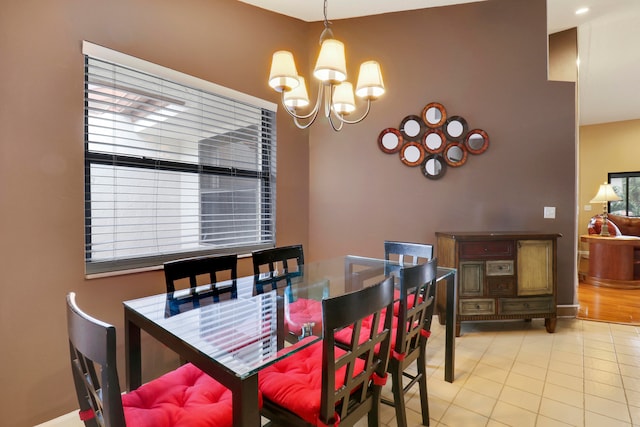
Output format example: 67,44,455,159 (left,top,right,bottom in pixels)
42,317,640,427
